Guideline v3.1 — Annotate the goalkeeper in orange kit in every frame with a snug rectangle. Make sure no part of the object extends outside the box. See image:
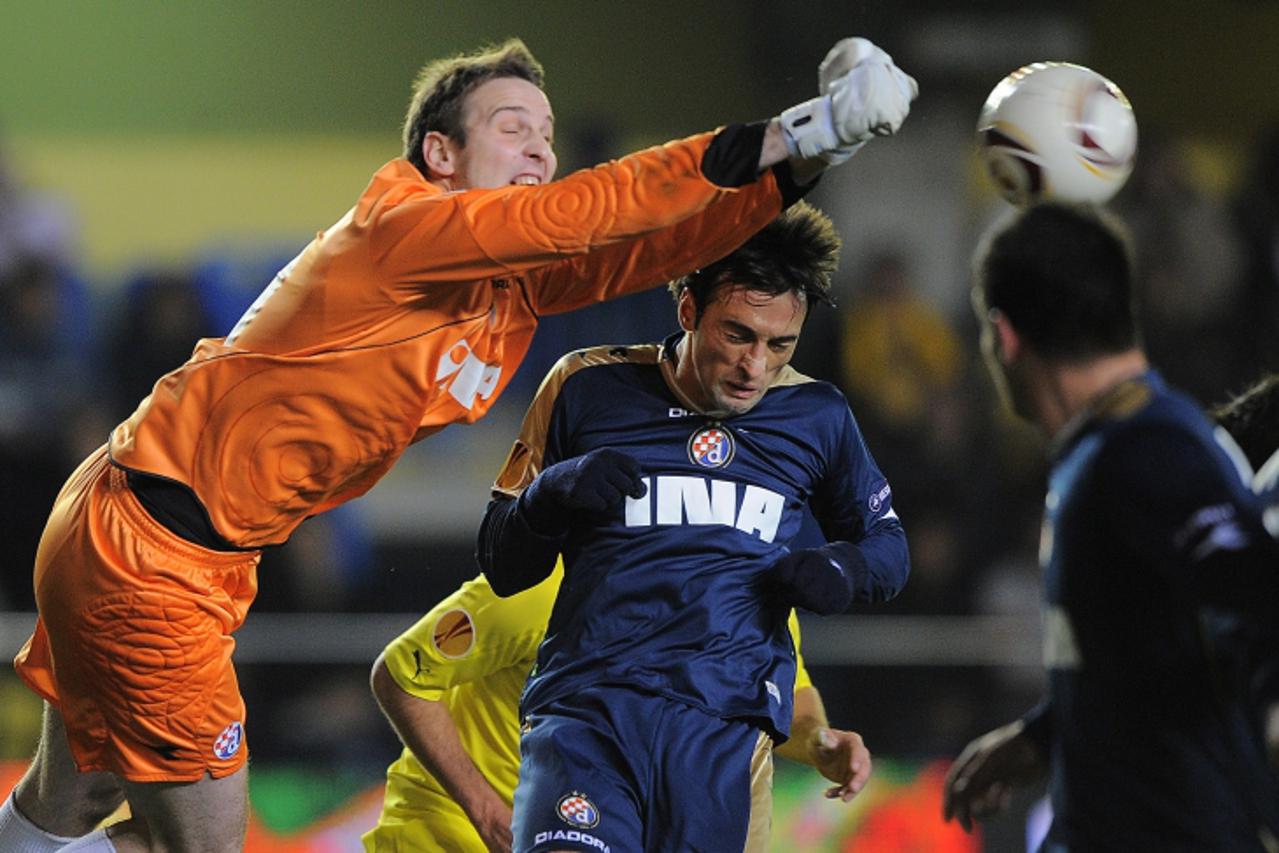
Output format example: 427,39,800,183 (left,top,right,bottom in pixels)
0,36,915,853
